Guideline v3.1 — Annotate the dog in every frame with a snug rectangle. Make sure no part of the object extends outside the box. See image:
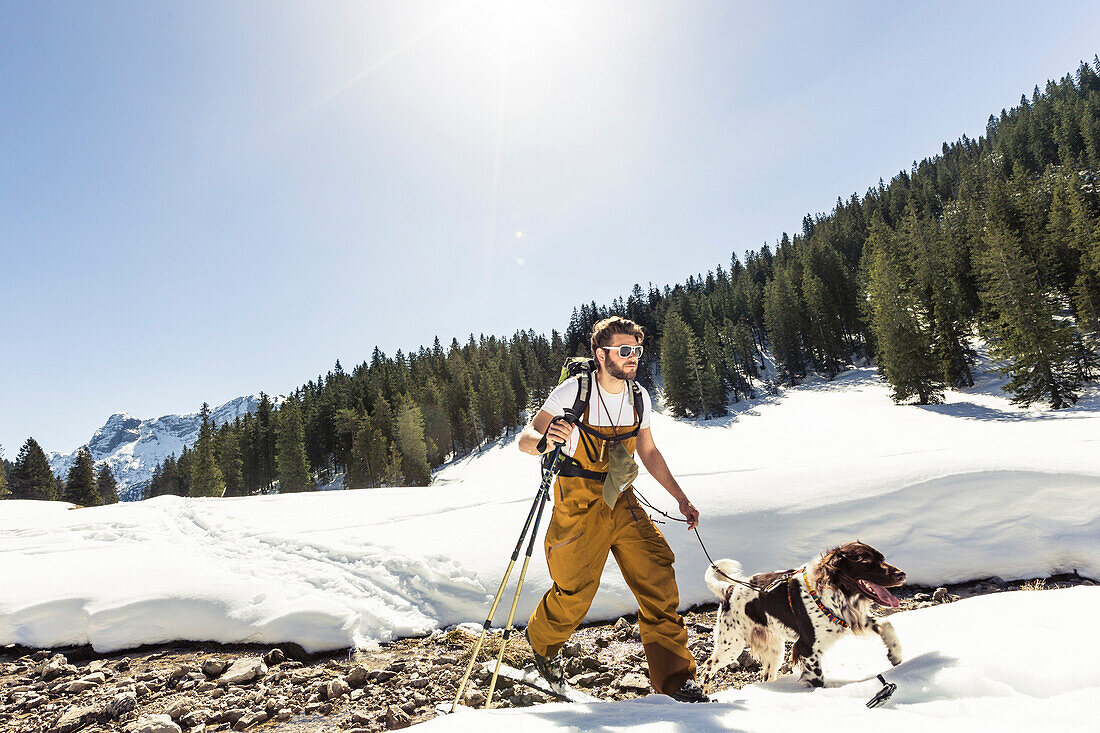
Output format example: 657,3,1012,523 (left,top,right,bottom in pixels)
698,541,906,690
